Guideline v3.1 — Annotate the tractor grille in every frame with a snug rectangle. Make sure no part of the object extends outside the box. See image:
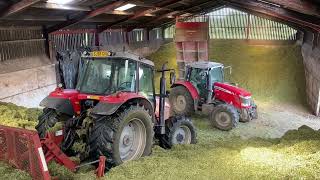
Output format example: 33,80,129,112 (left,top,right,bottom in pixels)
0,125,50,180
